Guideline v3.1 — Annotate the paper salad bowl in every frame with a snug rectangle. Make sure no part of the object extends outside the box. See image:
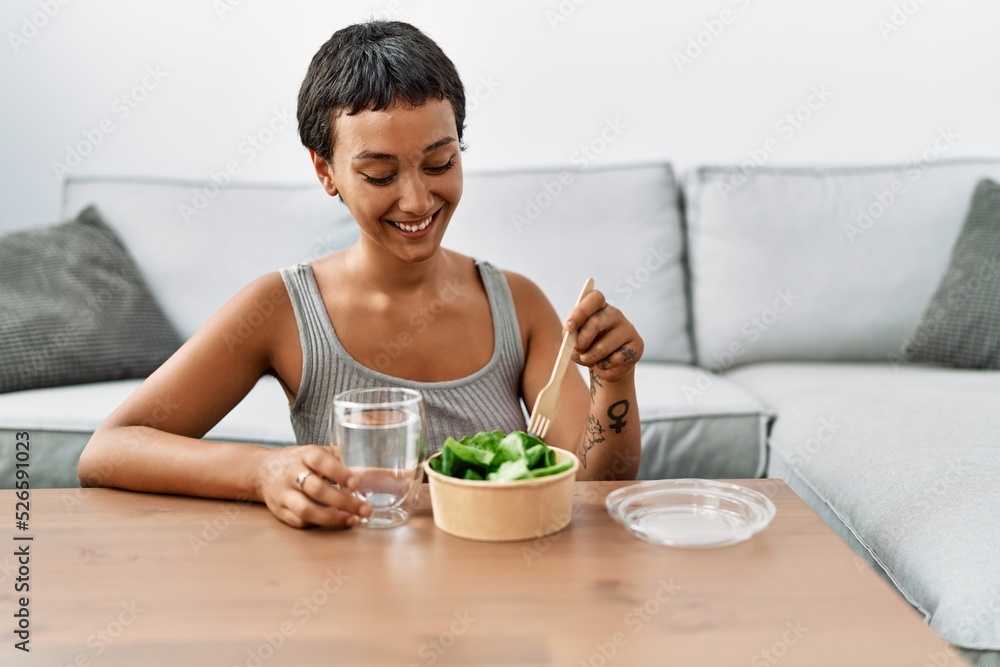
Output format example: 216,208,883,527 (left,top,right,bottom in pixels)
424,446,580,542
